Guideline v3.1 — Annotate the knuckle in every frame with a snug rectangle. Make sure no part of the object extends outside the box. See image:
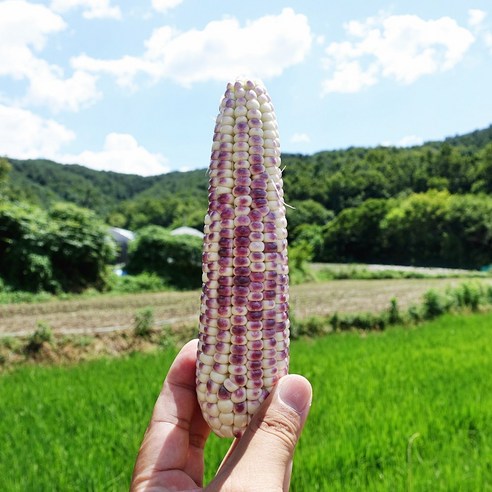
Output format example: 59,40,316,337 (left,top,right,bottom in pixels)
252,408,299,450
188,431,207,450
